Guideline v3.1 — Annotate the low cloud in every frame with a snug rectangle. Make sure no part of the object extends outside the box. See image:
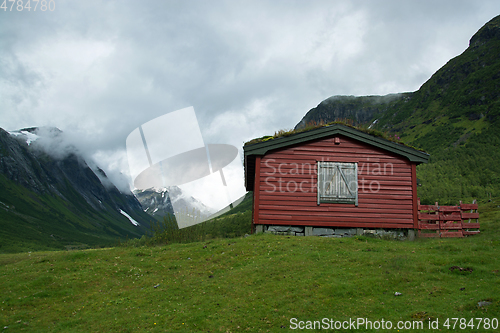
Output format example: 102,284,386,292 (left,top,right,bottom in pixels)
11,126,134,194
